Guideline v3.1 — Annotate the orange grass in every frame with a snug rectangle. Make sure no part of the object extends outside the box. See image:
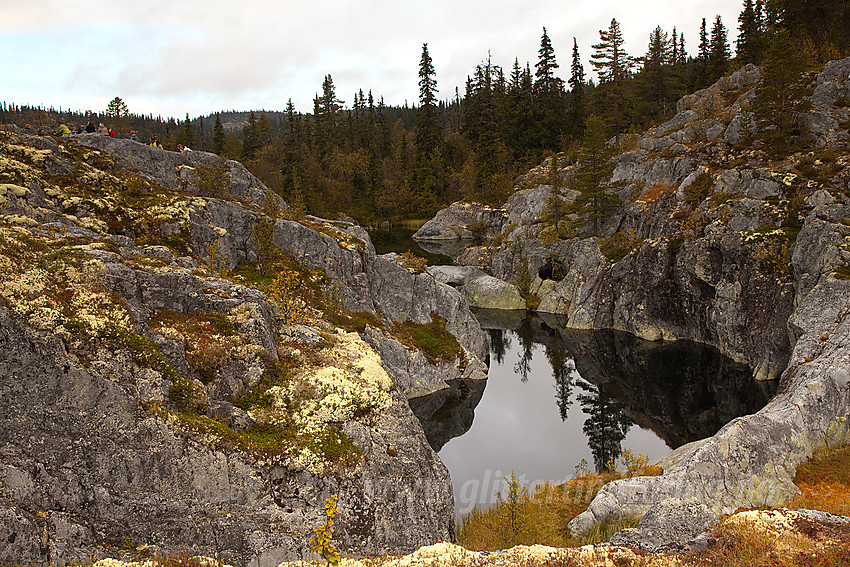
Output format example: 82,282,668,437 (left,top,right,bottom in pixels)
789,443,850,516
636,182,677,203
